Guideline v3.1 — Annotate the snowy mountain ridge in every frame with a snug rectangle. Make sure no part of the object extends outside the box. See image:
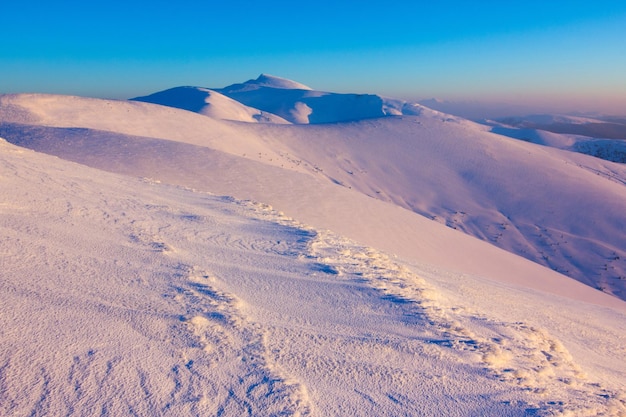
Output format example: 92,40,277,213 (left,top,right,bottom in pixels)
482,113,626,163
133,74,433,124
1,77,626,415
132,86,291,124
220,73,314,92
4,87,624,300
